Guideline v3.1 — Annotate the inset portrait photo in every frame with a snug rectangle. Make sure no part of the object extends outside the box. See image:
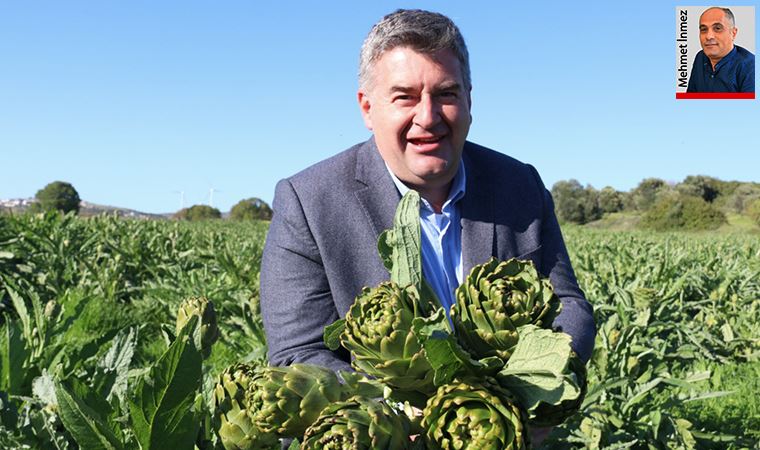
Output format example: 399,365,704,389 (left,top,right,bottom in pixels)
676,6,755,99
